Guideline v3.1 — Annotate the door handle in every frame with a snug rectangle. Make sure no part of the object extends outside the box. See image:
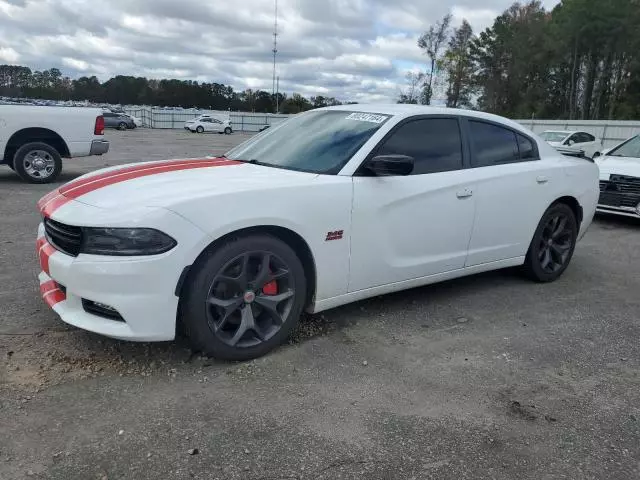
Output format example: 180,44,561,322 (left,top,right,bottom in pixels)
456,189,473,199
536,176,549,184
